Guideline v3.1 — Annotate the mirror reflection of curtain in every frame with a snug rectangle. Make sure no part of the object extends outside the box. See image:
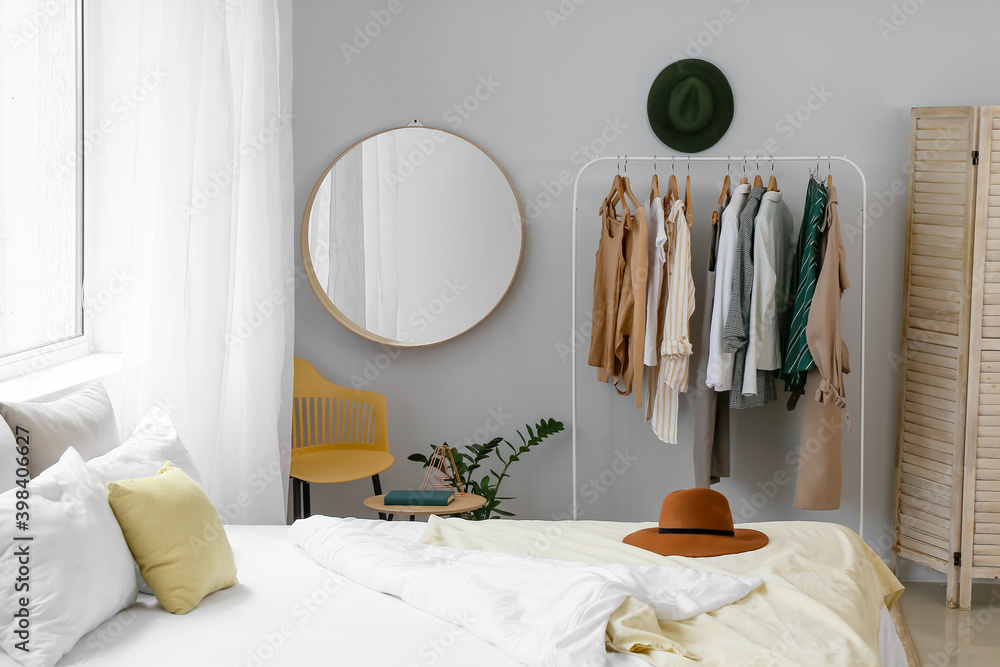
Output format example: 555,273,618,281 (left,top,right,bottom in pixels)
325,136,400,337
362,134,400,339
328,149,365,325
308,175,331,293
